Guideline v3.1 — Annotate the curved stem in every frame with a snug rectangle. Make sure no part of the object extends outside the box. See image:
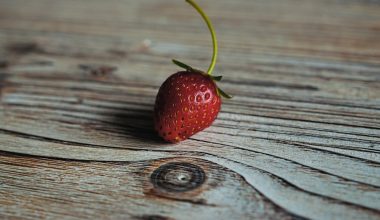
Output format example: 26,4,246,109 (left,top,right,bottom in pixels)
186,0,217,75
